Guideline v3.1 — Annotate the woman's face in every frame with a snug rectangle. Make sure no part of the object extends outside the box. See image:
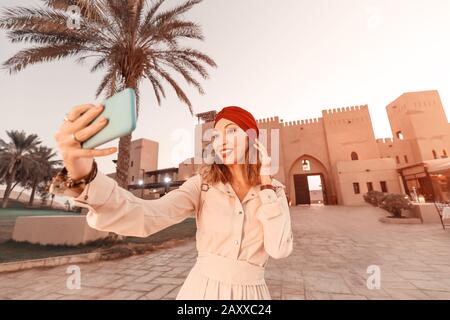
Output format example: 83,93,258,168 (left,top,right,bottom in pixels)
211,118,248,165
